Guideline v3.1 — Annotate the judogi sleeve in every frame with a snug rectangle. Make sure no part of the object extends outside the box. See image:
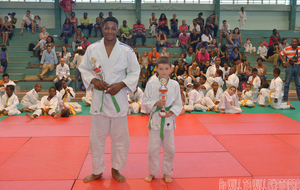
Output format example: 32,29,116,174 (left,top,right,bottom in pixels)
253,77,261,89
274,79,281,99
142,81,158,113
0,95,4,110
219,93,226,109
78,48,96,91
122,49,140,94
169,82,183,118
136,88,144,104
29,90,39,105
50,98,58,110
